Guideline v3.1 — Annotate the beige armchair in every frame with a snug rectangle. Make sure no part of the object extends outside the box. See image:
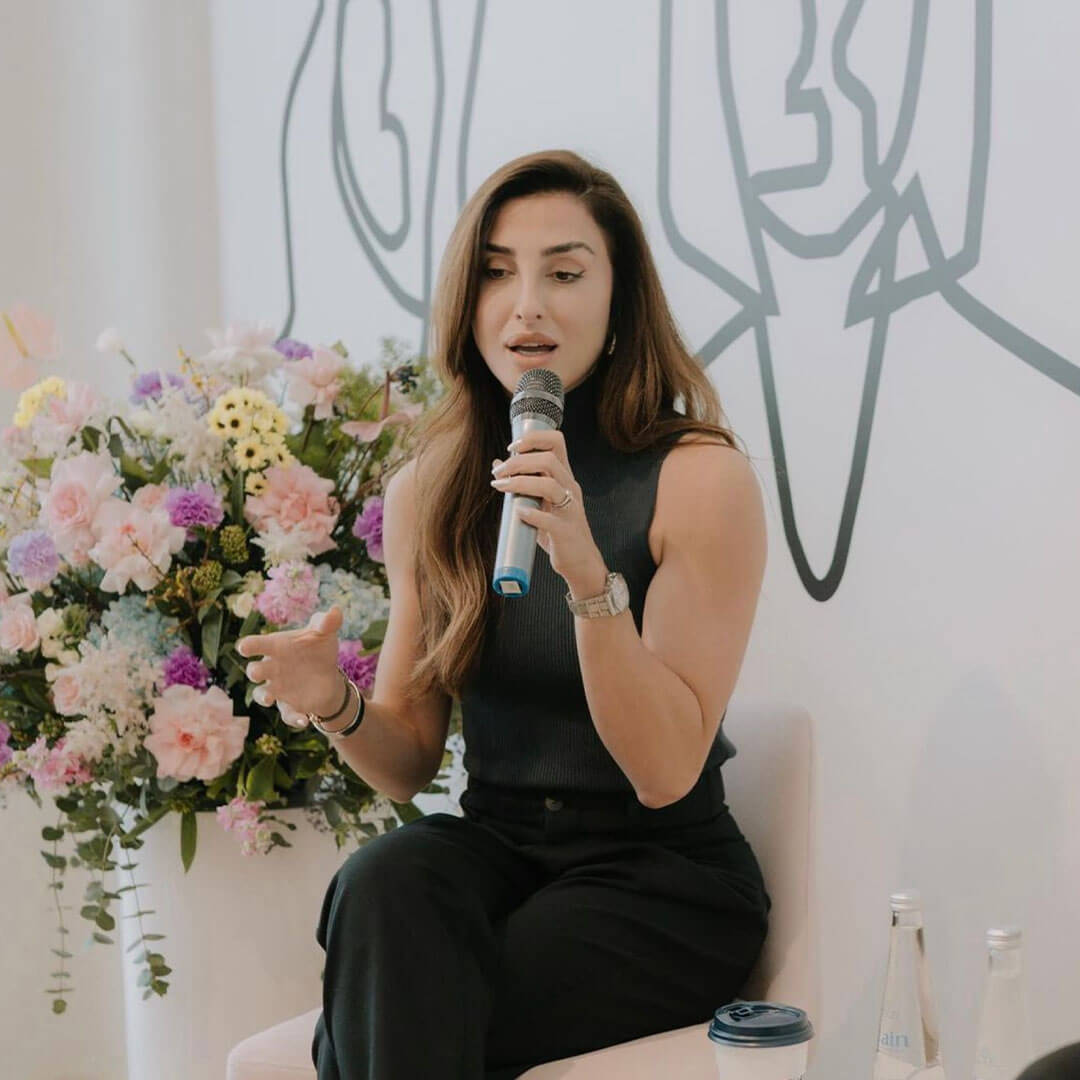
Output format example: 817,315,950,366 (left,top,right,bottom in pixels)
226,702,817,1079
